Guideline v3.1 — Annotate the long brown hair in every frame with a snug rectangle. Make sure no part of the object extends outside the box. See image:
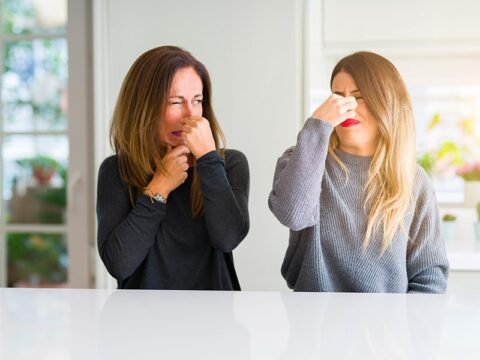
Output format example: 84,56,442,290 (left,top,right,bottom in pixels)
110,46,225,216
328,51,416,251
